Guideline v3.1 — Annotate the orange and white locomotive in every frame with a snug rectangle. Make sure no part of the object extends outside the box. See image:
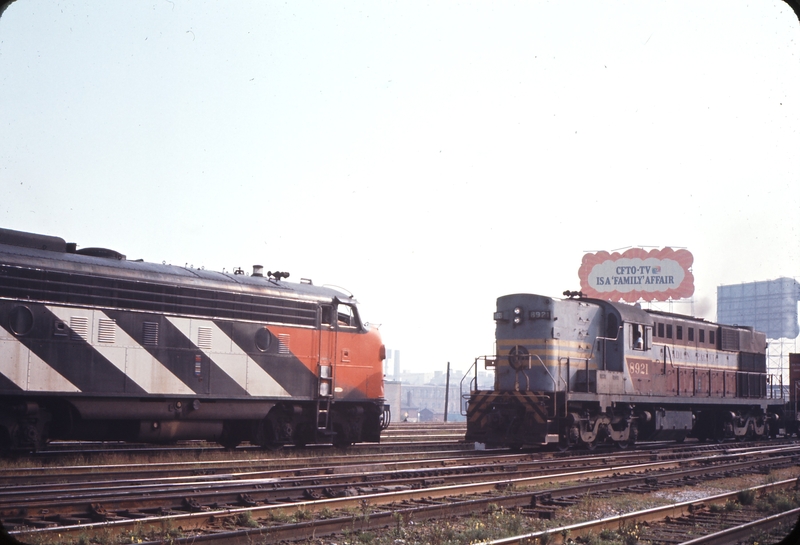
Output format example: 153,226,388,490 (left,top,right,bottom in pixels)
0,228,388,453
